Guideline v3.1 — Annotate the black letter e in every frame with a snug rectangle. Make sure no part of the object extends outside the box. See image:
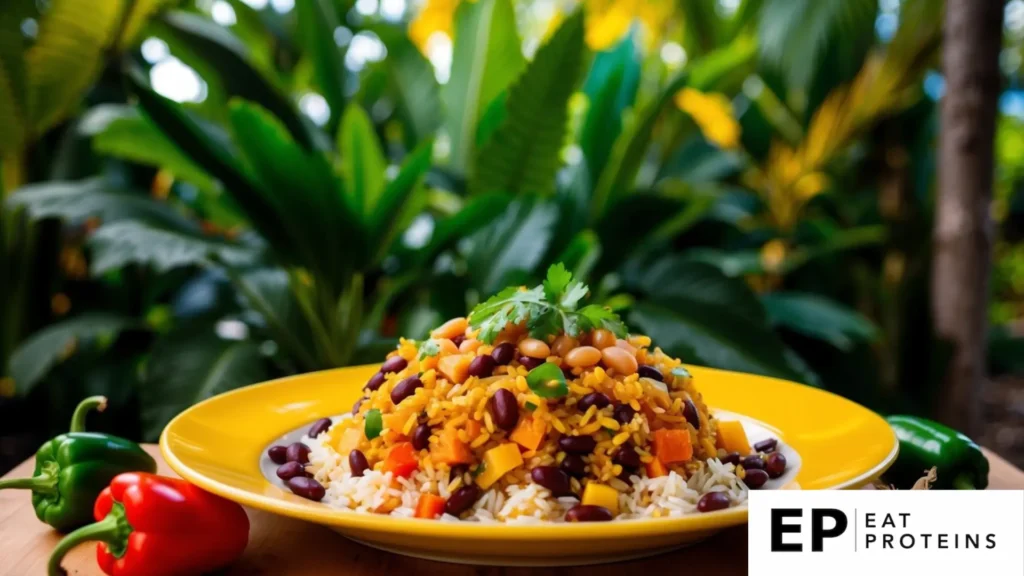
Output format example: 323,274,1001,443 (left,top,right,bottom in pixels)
771,509,802,552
